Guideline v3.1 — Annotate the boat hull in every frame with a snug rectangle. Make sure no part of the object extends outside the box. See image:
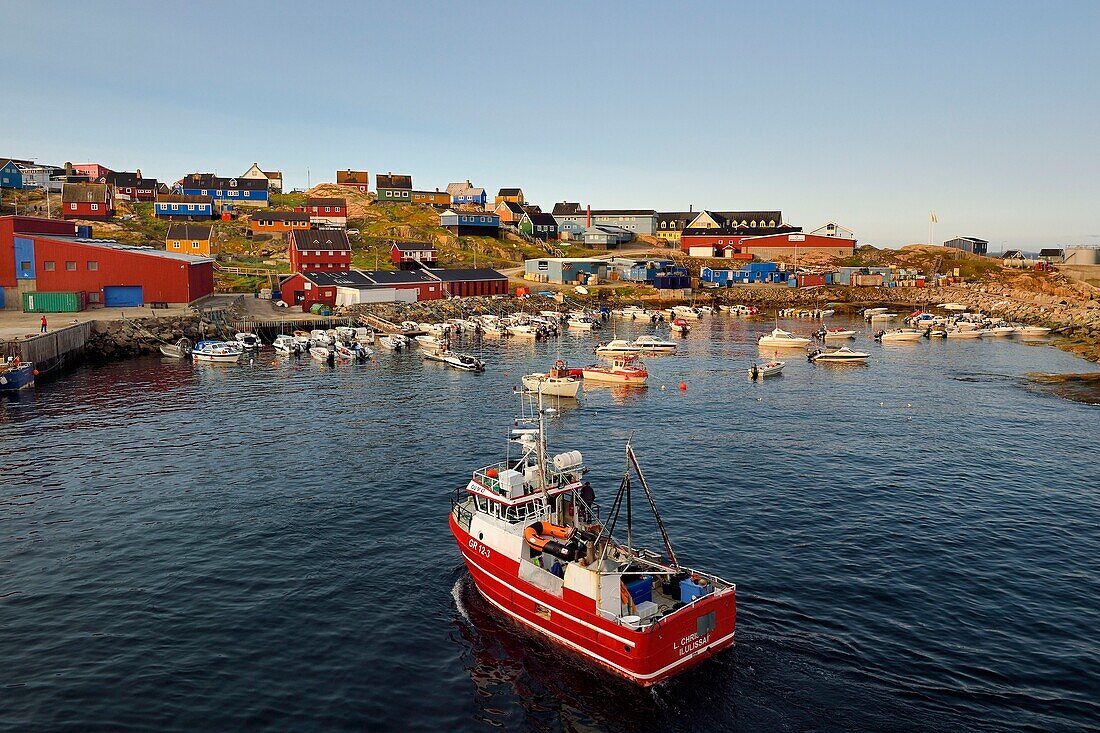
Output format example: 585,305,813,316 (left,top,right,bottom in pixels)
0,363,35,391
449,514,736,686
582,368,647,386
192,353,241,363
521,375,581,398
